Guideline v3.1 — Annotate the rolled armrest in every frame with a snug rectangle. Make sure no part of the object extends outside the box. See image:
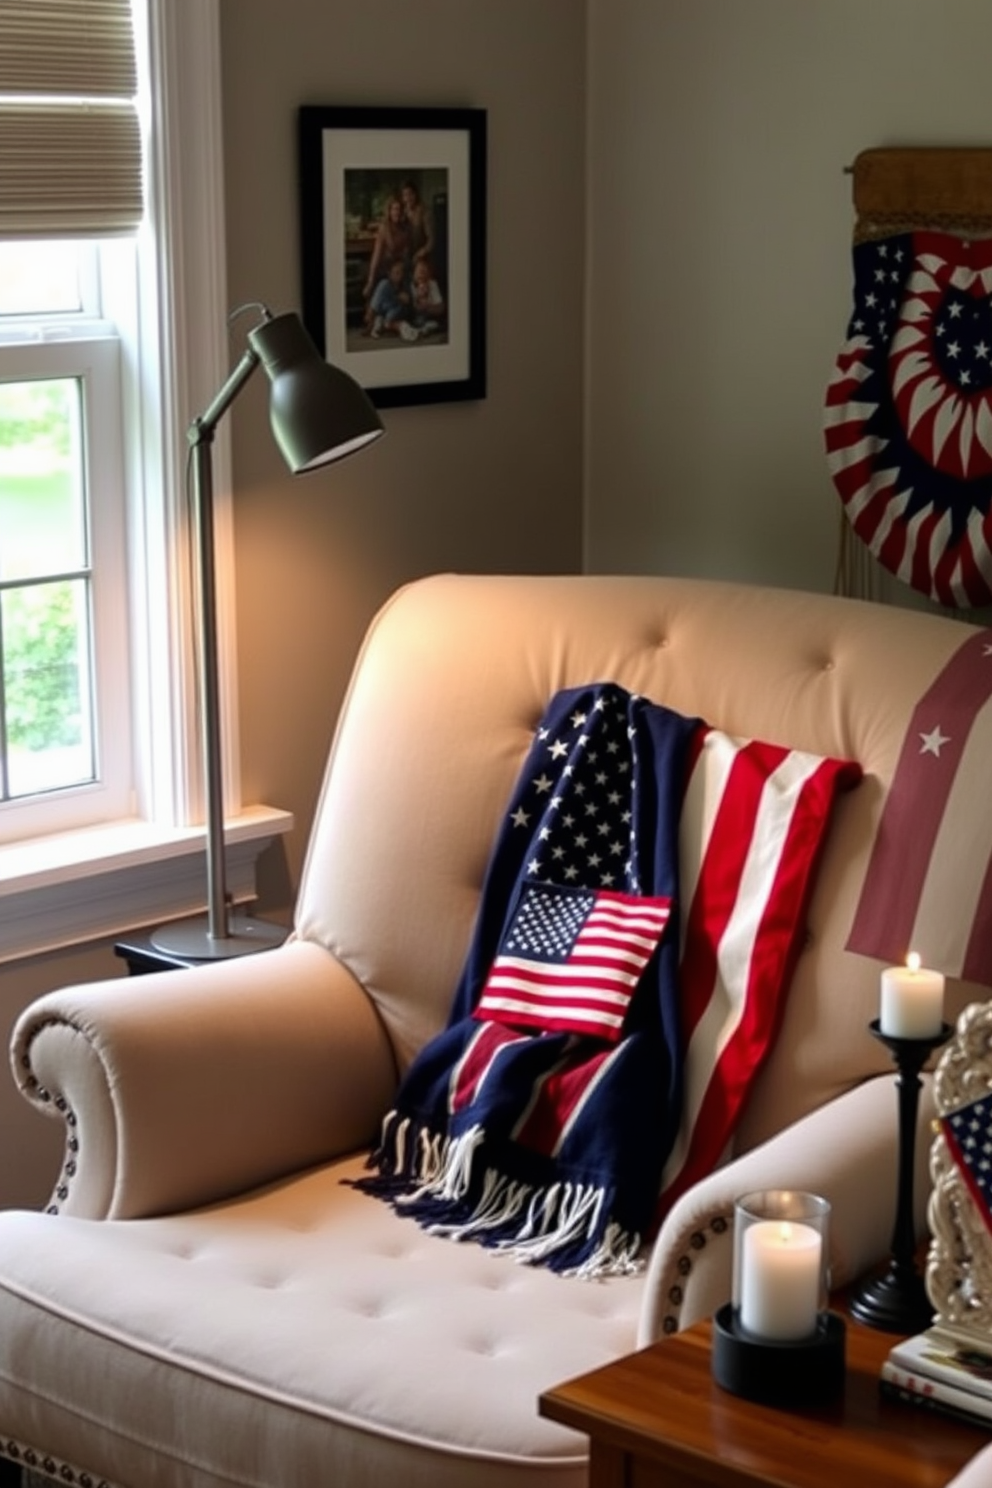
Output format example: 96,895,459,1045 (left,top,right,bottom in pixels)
637,1073,935,1343
11,939,397,1220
